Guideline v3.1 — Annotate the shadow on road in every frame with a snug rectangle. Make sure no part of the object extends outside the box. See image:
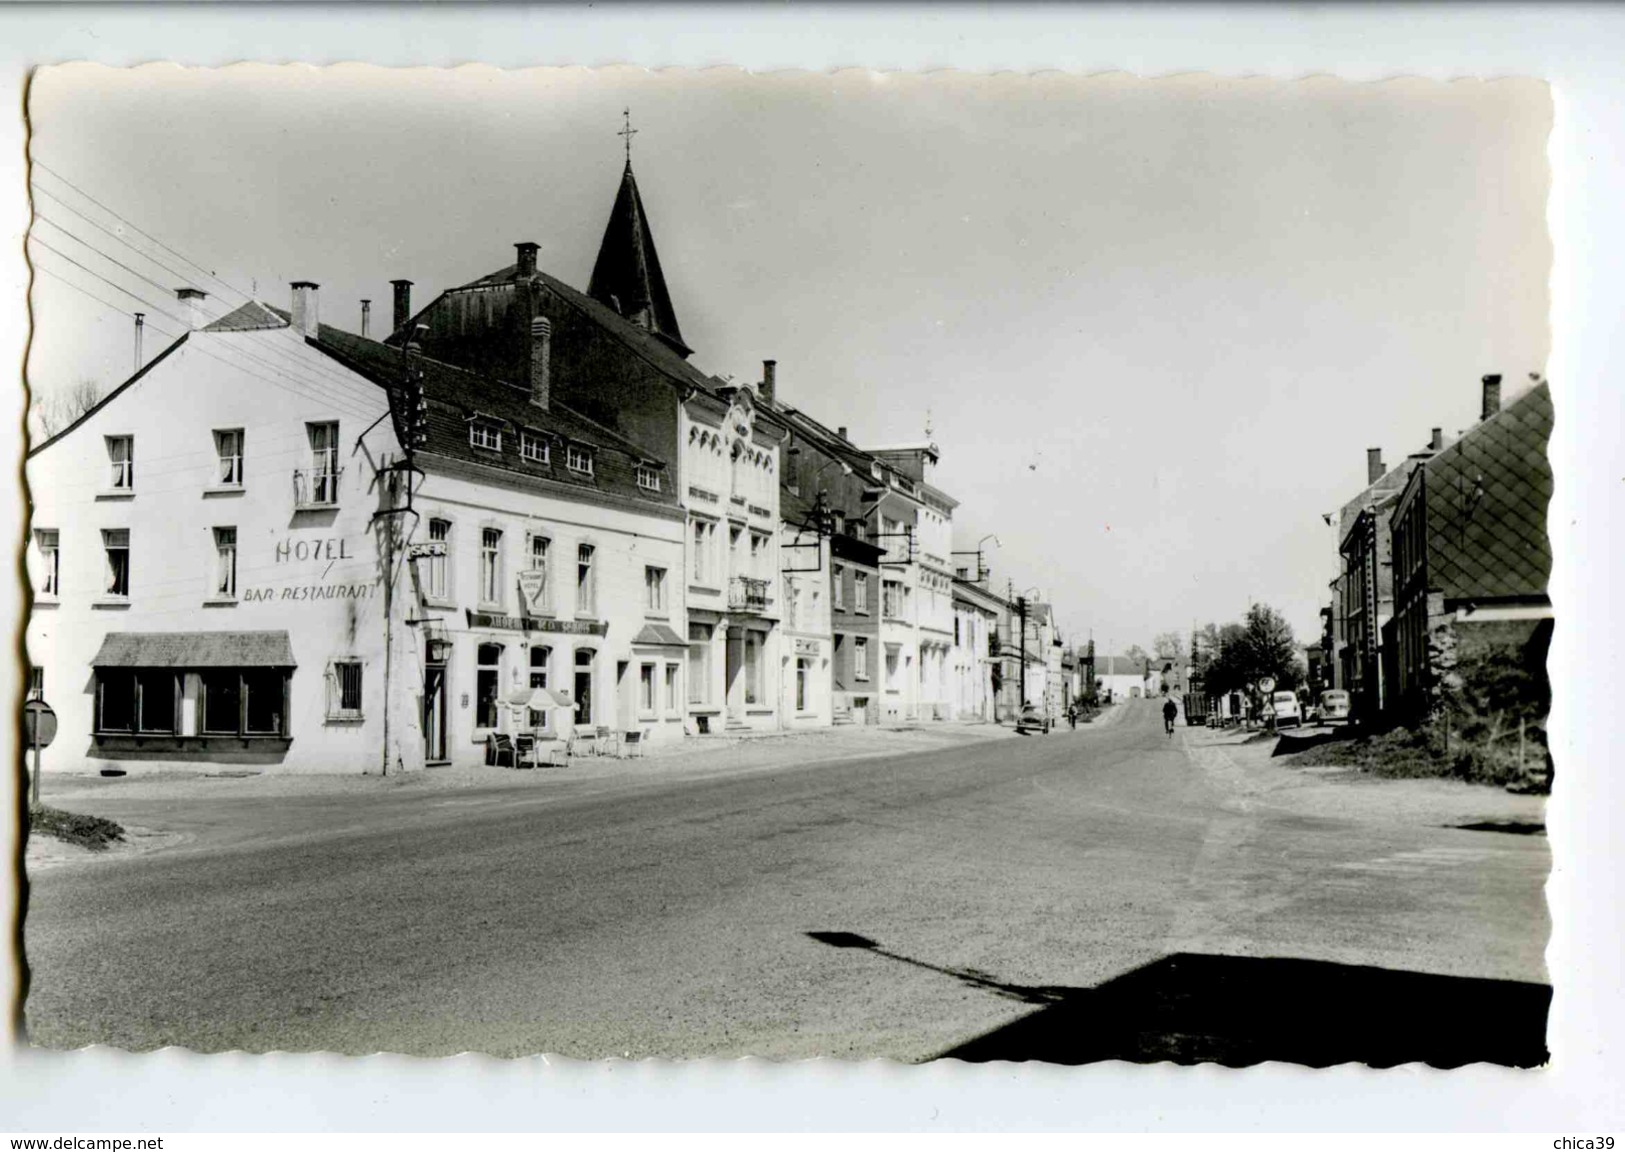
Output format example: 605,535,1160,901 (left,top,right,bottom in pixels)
806,933,1549,1068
